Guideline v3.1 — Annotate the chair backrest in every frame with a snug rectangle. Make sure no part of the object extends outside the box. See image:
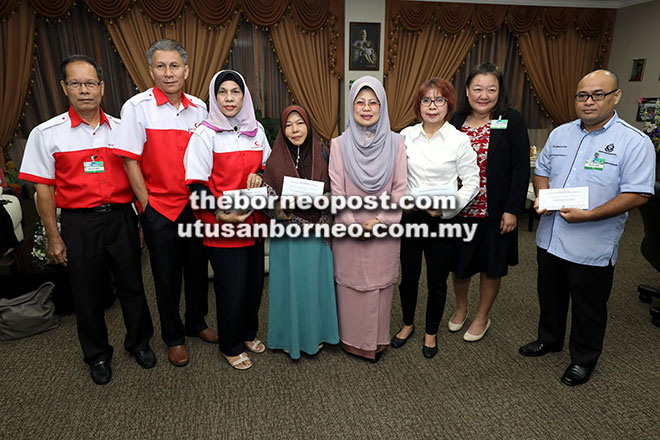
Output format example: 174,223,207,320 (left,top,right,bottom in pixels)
640,180,660,272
